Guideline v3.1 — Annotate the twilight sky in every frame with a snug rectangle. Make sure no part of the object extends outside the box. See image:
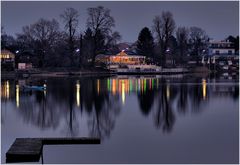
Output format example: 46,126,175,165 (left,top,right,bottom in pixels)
1,1,239,43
